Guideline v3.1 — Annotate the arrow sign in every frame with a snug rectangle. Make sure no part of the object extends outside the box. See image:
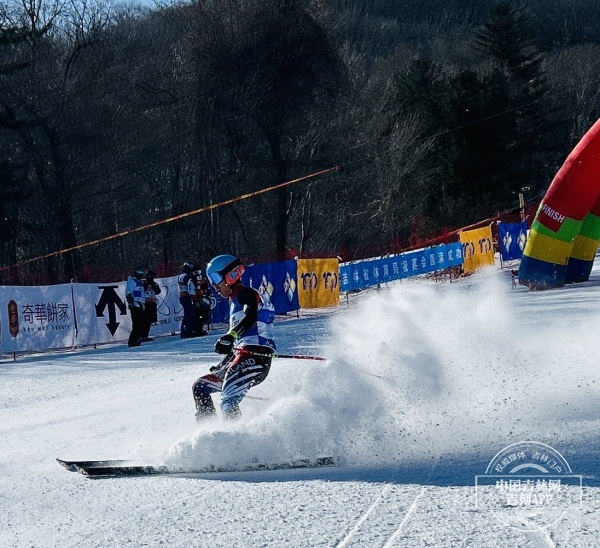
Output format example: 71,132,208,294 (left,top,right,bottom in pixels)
95,286,127,335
